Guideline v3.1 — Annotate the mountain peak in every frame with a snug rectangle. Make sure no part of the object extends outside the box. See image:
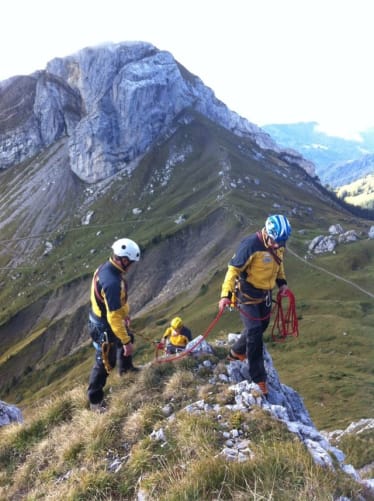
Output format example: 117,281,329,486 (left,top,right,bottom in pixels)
1,42,300,183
